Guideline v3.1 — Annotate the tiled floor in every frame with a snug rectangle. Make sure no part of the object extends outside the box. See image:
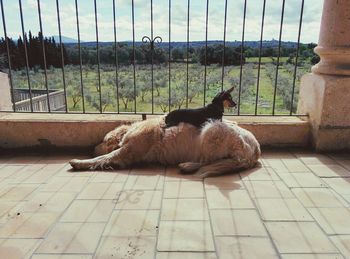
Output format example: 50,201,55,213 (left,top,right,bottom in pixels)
0,151,349,259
